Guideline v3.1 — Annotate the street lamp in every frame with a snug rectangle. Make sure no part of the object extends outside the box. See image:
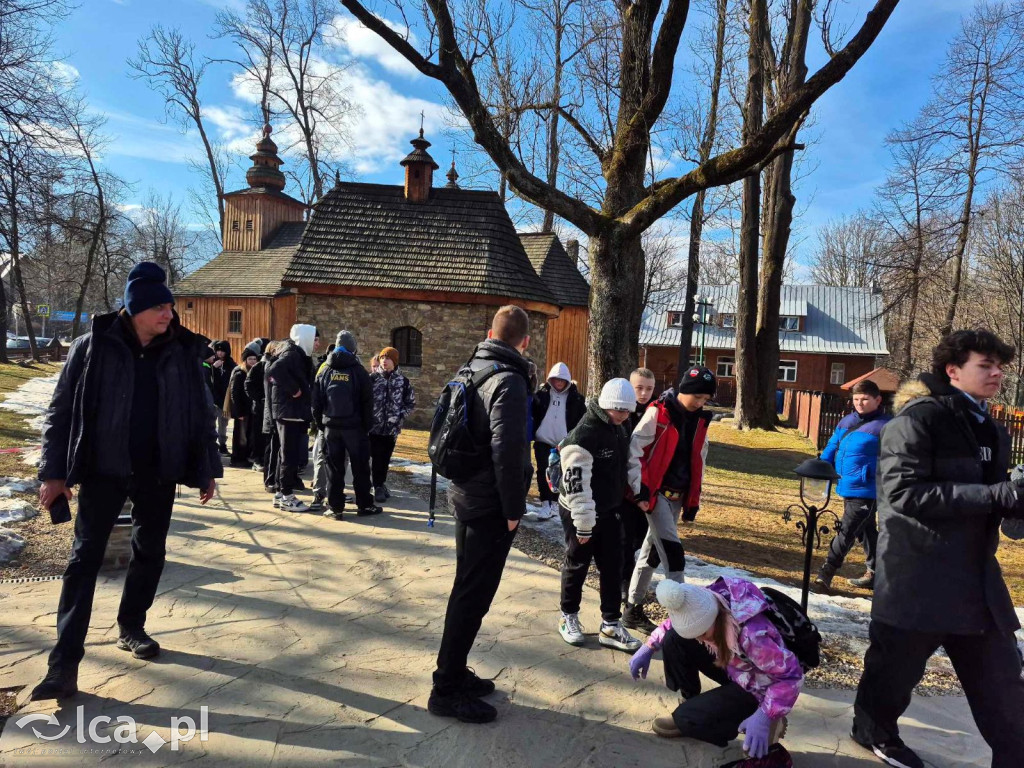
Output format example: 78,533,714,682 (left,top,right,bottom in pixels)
693,296,712,367
783,458,842,611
